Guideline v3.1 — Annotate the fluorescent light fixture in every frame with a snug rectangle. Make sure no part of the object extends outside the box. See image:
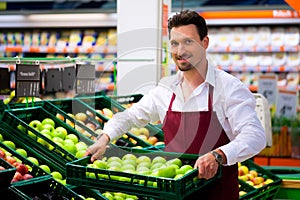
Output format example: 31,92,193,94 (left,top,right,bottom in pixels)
27,13,116,21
